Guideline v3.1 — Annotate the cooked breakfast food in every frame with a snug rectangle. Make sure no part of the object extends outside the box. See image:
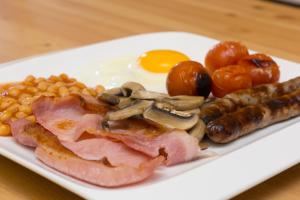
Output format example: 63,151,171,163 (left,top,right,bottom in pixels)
200,76,300,124
237,53,280,86
166,61,212,98
138,50,189,73
98,82,205,140
207,88,300,143
11,120,165,187
1,42,299,188
9,87,200,186
2,73,300,187
93,49,191,91
192,41,280,97
211,53,280,97
204,41,249,74
0,74,104,136
211,64,253,97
